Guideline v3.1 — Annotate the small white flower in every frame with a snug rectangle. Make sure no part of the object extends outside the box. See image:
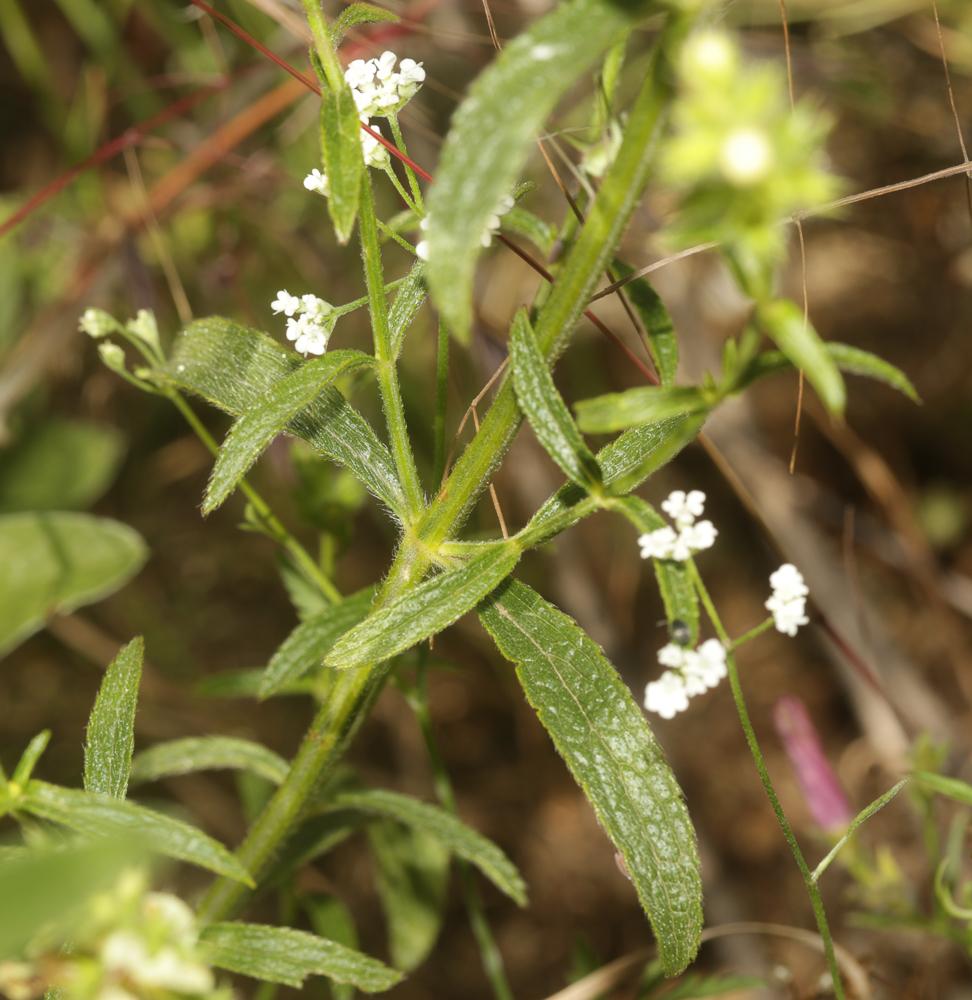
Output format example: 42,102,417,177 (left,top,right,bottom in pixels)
638,489,717,562
78,307,116,339
303,168,329,195
661,489,706,528
644,671,690,719
646,637,727,718
766,564,810,636
720,127,773,186
657,642,687,669
680,518,718,553
345,51,425,117
638,526,678,560
360,119,389,168
415,239,429,260
688,638,727,689
271,290,301,317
